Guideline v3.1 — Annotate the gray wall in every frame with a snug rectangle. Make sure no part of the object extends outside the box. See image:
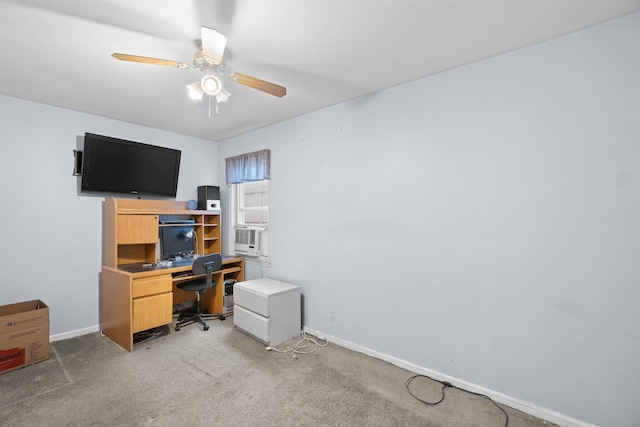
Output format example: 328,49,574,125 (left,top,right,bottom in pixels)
218,13,639,427
0,98,218,336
